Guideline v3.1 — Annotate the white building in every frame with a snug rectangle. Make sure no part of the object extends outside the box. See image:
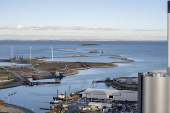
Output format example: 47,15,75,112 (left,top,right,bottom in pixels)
82,88,137,101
